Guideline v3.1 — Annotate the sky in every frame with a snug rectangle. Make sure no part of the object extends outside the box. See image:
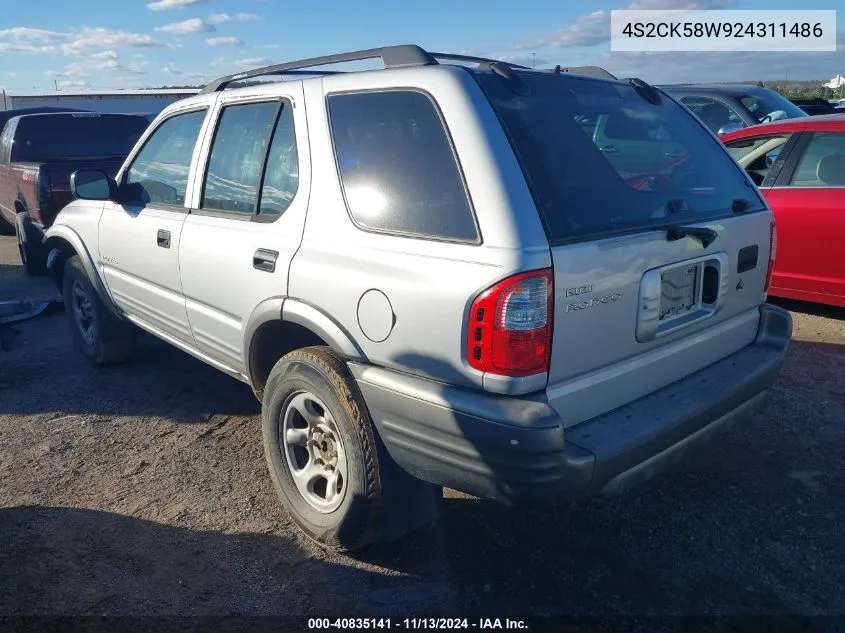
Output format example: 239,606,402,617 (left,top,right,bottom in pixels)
0,0,843,92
